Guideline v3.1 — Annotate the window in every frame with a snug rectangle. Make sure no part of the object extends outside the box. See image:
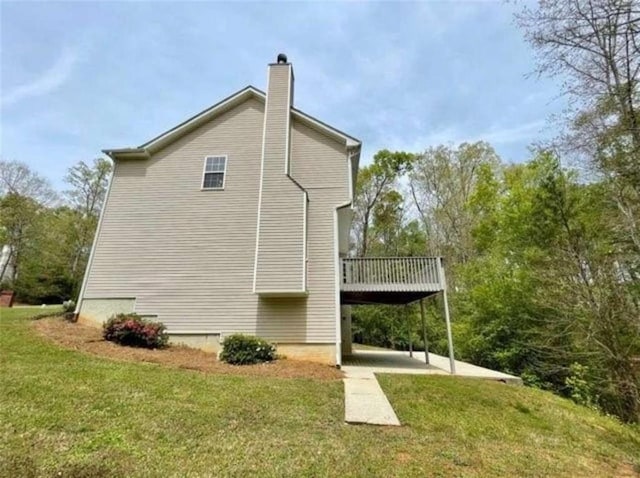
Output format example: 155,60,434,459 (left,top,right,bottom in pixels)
202,155,227,189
